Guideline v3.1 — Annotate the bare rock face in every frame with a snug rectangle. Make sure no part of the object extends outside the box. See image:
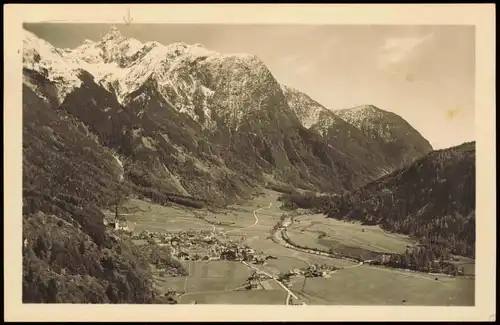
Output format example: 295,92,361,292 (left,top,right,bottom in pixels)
335,105,434,168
